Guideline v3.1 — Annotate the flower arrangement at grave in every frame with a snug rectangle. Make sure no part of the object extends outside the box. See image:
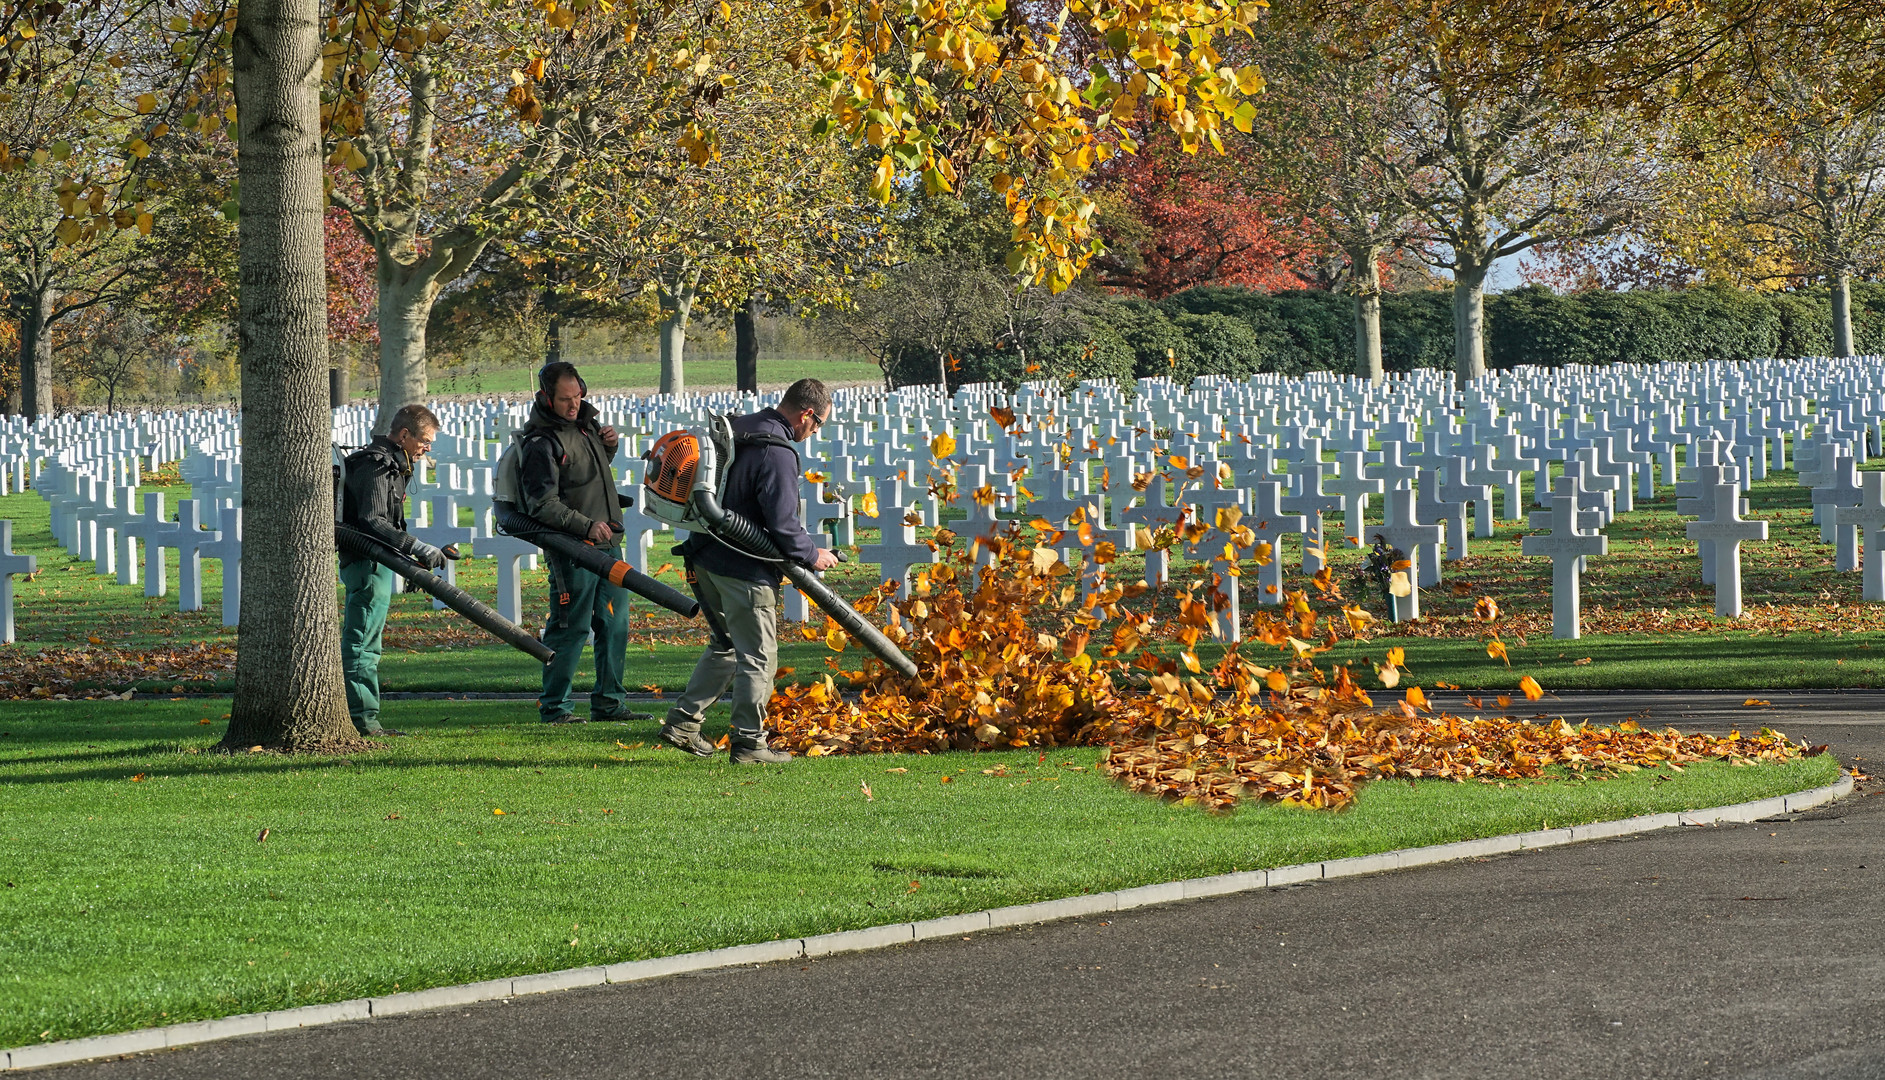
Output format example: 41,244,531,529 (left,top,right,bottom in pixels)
767,465,1807,811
